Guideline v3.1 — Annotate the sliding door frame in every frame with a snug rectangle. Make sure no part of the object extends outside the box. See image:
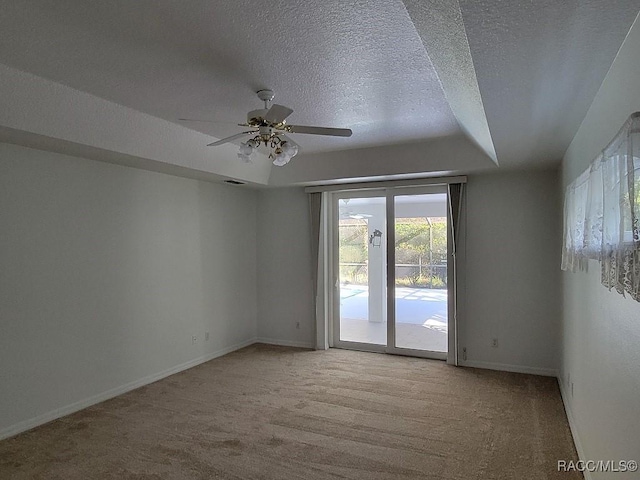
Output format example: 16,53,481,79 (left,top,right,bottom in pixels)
385,185,448,360
331,188,387,353
331,185,451,361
